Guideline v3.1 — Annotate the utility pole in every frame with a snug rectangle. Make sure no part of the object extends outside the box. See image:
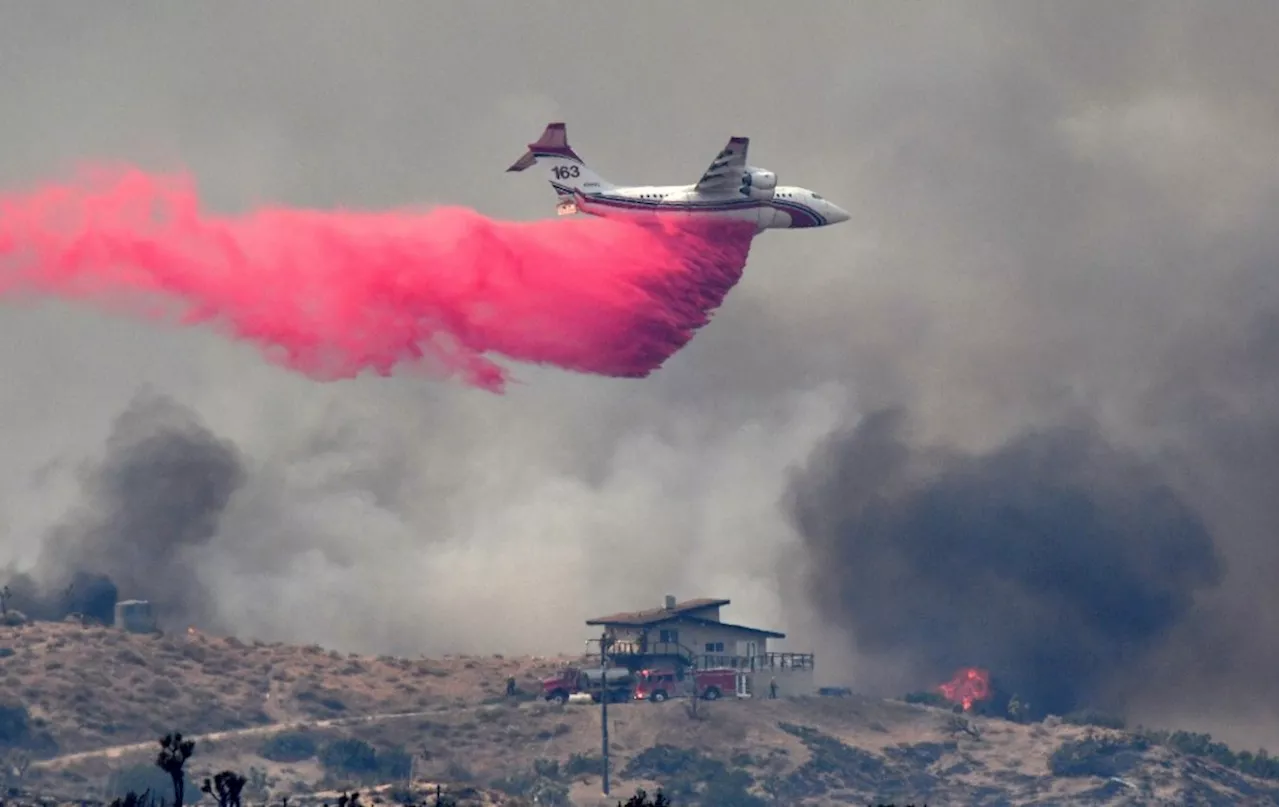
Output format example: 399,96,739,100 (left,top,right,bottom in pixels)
600,629,611,797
